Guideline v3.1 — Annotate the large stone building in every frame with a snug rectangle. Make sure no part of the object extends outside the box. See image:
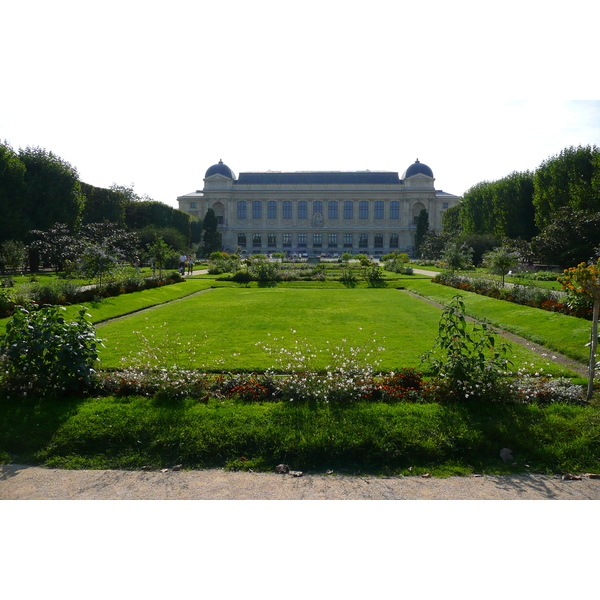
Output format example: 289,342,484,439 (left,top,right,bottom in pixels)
177,159,460,256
